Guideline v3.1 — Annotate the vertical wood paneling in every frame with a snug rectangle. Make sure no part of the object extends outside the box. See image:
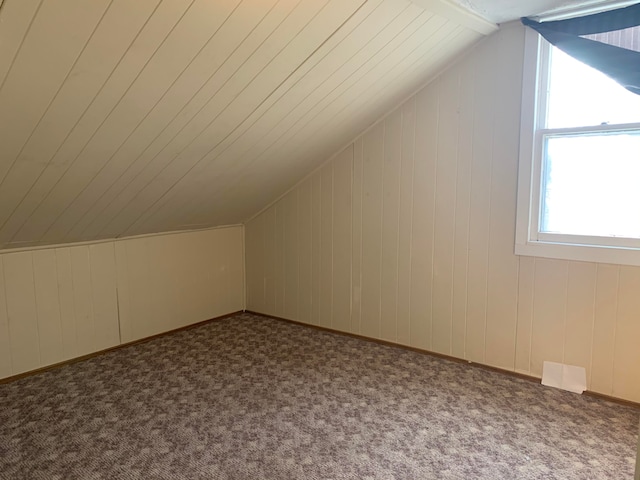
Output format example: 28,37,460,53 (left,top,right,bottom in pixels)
332,148,352,332
431,73,458,355
483,27,522,370
530,259,568,377
319,163,333,328
274,201,285,317
361,123,384,339
114,226,245,342
246,213,265,313
205,229,224,317
351,138,363,335
283,192,298,320
32,249,64,366
55,248,80,359
158,235,179,327
465,46,493,364
184,232,209,322
69,246,96,356
219,226,245,313
311,173,322,326
89,243,119,351
297,179,313,324
3,252,40,373
591,264,619,394
451,58,473,359
121,237,151,341
0,226,245,379
409,85,437,350
564,262,596,371
114,241,132,343
243,23,640,403
613,266,640,401
0,258,13,377
380,110,402,342
515,257,535,374
244,216,257,311
396,99,415,346
187,231,211,320
263,207,277,316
